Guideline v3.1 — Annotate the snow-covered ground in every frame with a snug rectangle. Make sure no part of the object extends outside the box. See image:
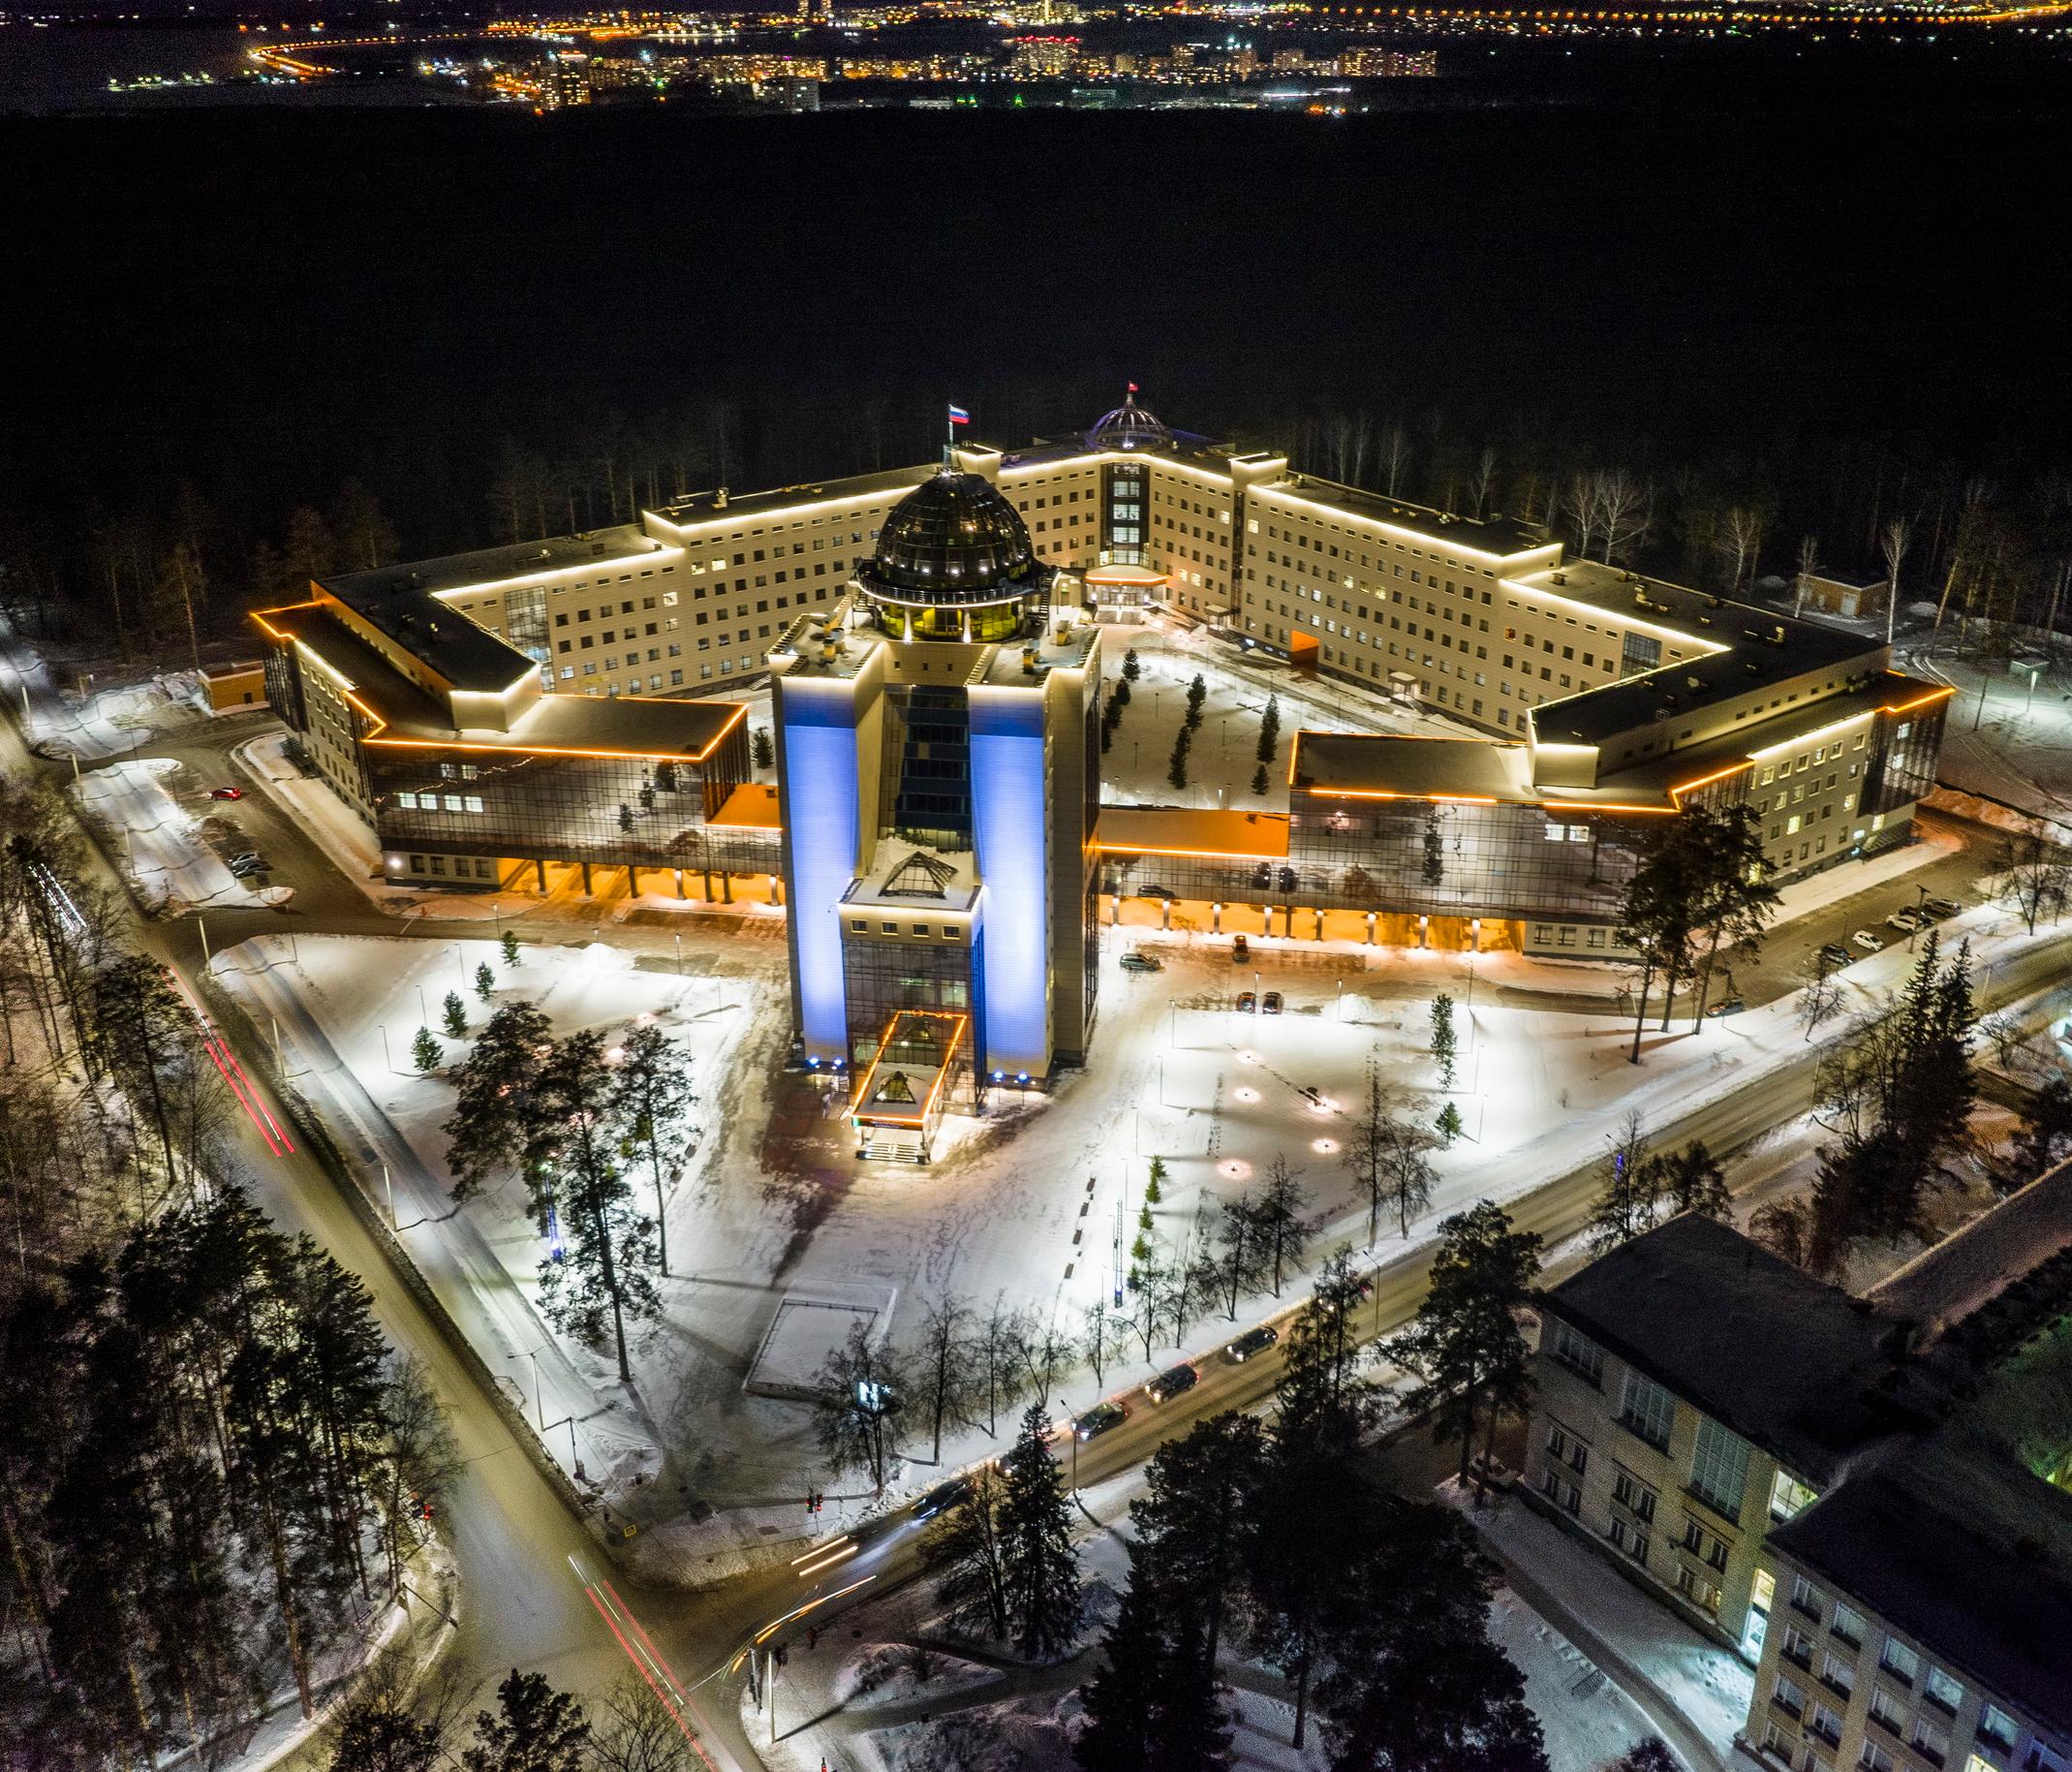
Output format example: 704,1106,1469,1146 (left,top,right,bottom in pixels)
70,756,287,914
1899,637,2072,824
1445,1481,1752,1768
1486,1587,1666,1772
0,619,217,761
